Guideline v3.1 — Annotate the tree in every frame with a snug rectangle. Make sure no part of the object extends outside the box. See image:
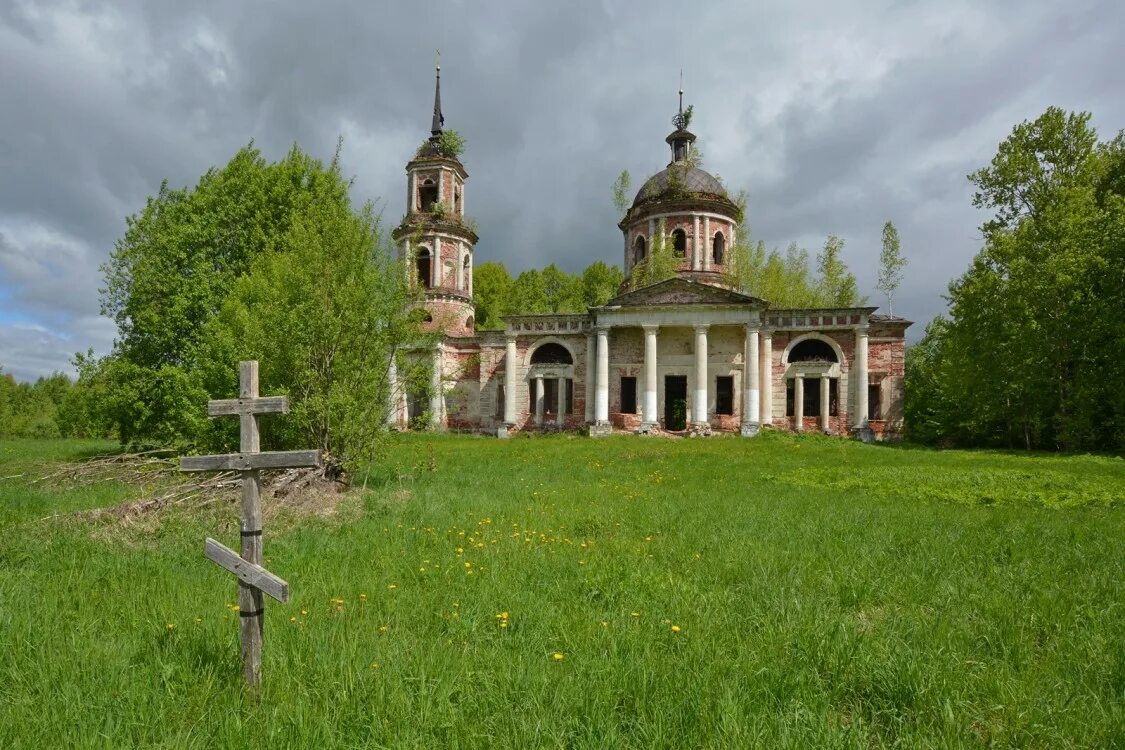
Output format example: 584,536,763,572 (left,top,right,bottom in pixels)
816,234,862,306
578,261,623,307
877,220,907,315
915,107,1125,450
510,269,550,314
612,170,632,214
629,220,678,290
196,194,419,471
541,264,583,313
91,142,422,462
472,261,513,329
